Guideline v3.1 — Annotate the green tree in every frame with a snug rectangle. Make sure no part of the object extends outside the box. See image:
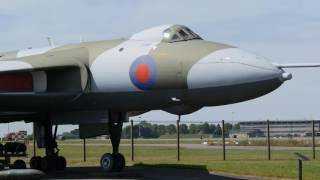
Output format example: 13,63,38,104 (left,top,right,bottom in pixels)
122,125,131,138
215,124,222,137
167,124,176,134
179,124,189,134
61,132,78,139
189,124,200,134
157,125,167,135
209,124,216,135
70,129,79,136
233,123,240,130
200,122,211,134
223,123,232,135
139,121,159,138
